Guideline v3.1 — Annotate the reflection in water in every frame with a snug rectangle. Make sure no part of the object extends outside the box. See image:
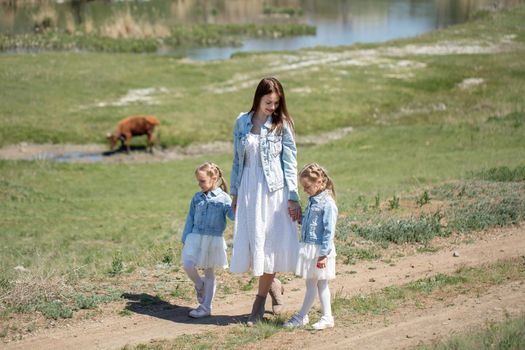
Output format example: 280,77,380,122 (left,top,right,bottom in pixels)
1,0,523,60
